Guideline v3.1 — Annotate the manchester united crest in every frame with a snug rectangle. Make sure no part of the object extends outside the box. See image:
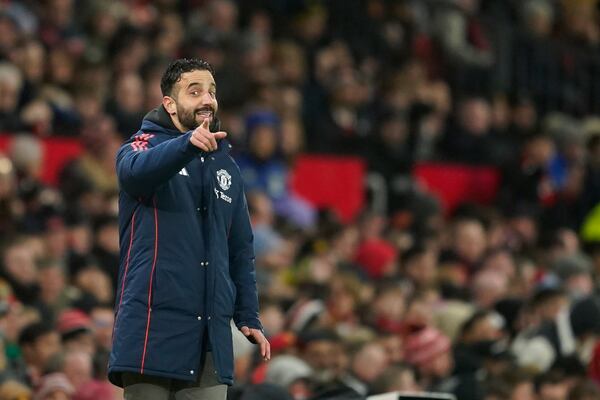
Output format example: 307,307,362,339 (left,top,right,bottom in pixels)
216,169,232,191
